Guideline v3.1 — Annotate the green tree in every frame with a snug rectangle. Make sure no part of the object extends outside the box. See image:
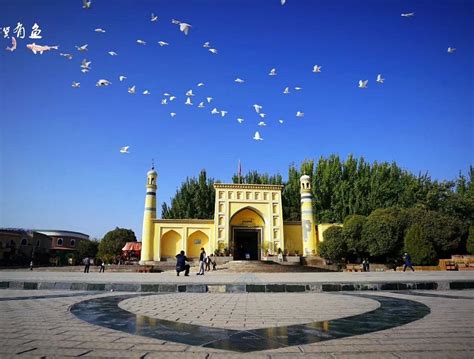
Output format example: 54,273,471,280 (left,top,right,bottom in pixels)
361,208,403,259
282,164,302,221
77,238,99,259
467,225,474,254
162,170,216,219
342,214,367,258
318,226,347,262
97,227,136,264
404,224,437,265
